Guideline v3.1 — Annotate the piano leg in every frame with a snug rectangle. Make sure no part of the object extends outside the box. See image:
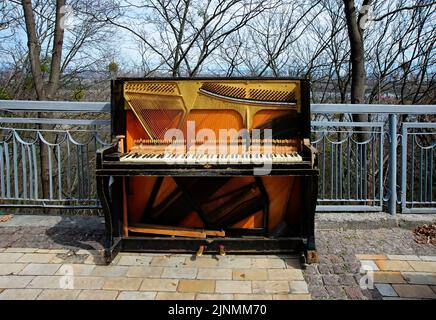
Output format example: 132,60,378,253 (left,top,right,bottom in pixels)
303,175,319,264
97,175,121,264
